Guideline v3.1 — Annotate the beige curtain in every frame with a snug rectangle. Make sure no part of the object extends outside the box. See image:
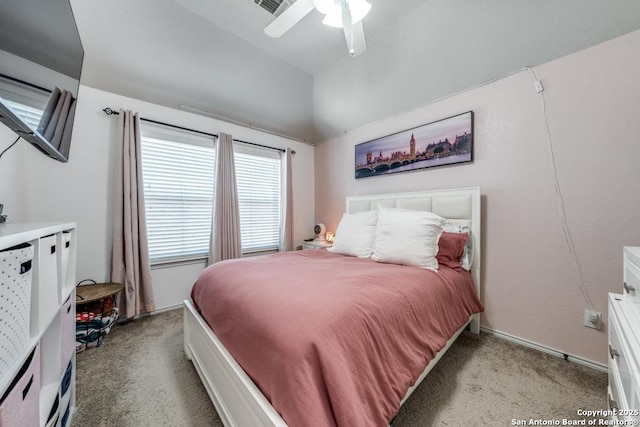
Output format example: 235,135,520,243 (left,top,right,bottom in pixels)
111,109,155,319
37,86,76,155
279,148,293,251
208,132,242,264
